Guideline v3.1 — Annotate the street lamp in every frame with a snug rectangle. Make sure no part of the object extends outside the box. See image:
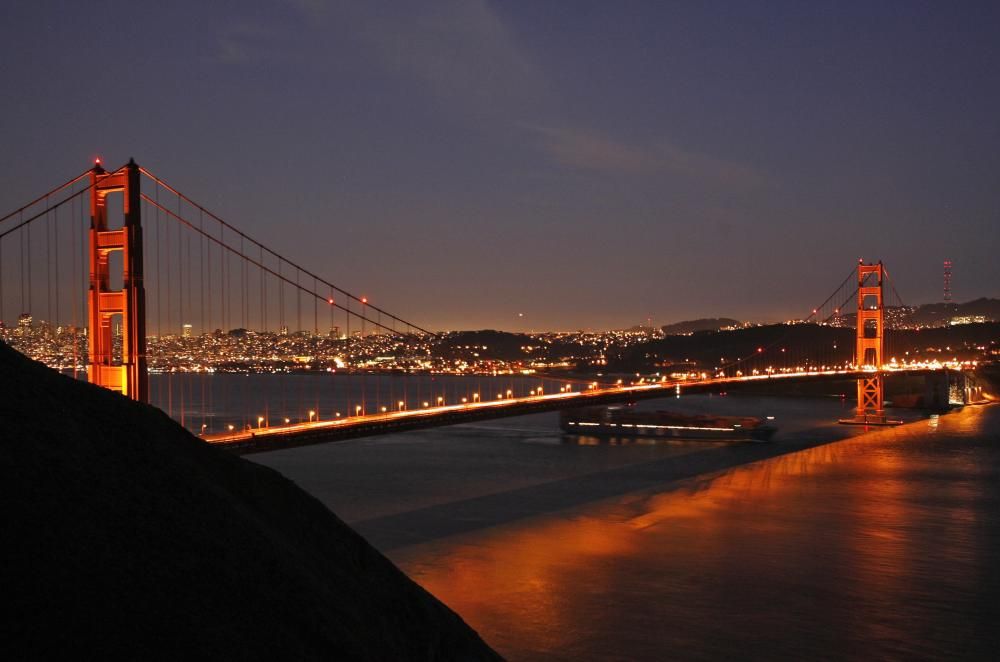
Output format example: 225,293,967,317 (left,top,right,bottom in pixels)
257,416,265,429
398,401,405,411
355,405,362,416
308,410,315,422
